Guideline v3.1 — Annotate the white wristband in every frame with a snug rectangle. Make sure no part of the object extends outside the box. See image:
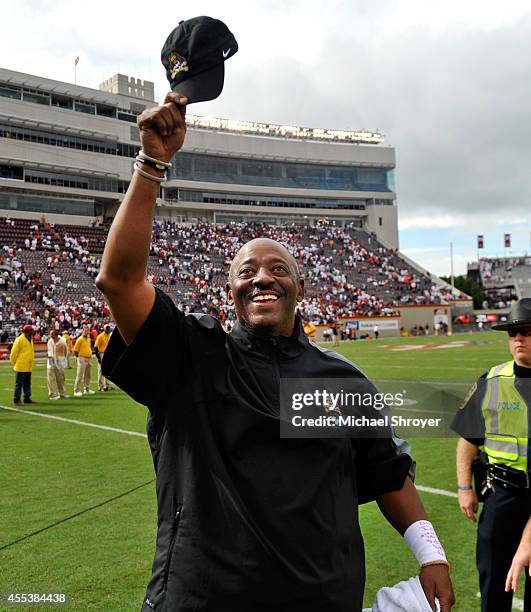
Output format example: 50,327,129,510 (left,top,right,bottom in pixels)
133,162,166,184
137,150,172,169
404,520,447,566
